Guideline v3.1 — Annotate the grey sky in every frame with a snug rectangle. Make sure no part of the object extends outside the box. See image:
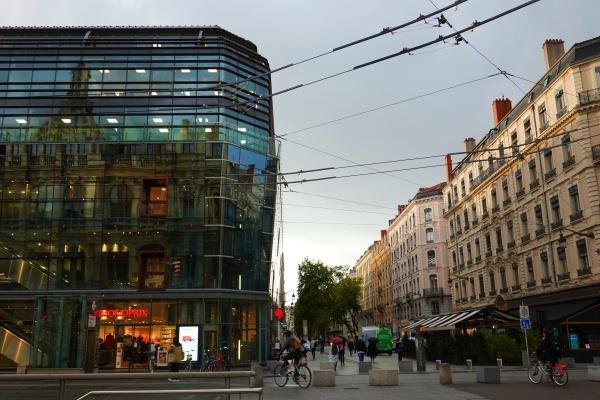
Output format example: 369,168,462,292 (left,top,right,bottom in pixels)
1,0,598,299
